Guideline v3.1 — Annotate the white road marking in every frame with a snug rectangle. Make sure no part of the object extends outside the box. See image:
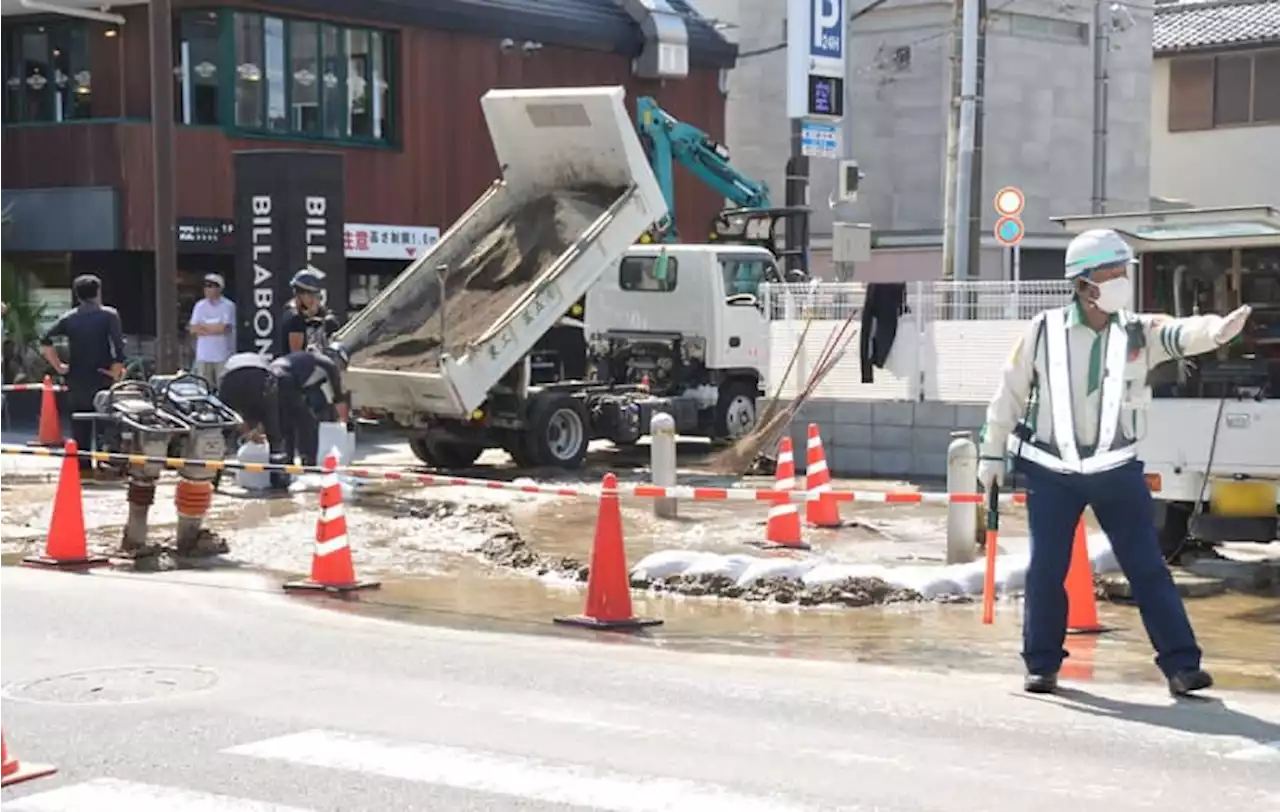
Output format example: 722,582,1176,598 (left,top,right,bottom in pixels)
226,729,825,812
3,778,314,812
1224,740,1280,762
